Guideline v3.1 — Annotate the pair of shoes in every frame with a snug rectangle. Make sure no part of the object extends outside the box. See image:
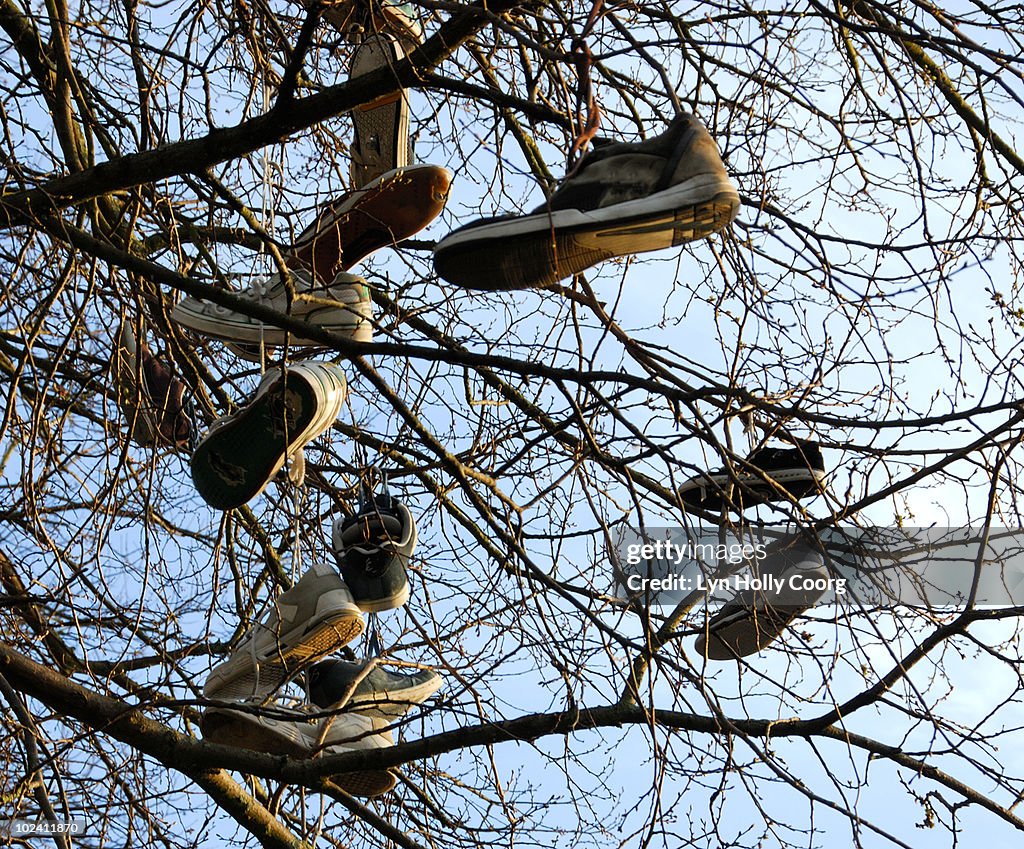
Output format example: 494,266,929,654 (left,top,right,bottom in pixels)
433,112,740,290
112,322,193,448
200,705,398,797
190,361,348,510
695,544,830,660
204,497,419,699
678,441,827,513
172,166,451,351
